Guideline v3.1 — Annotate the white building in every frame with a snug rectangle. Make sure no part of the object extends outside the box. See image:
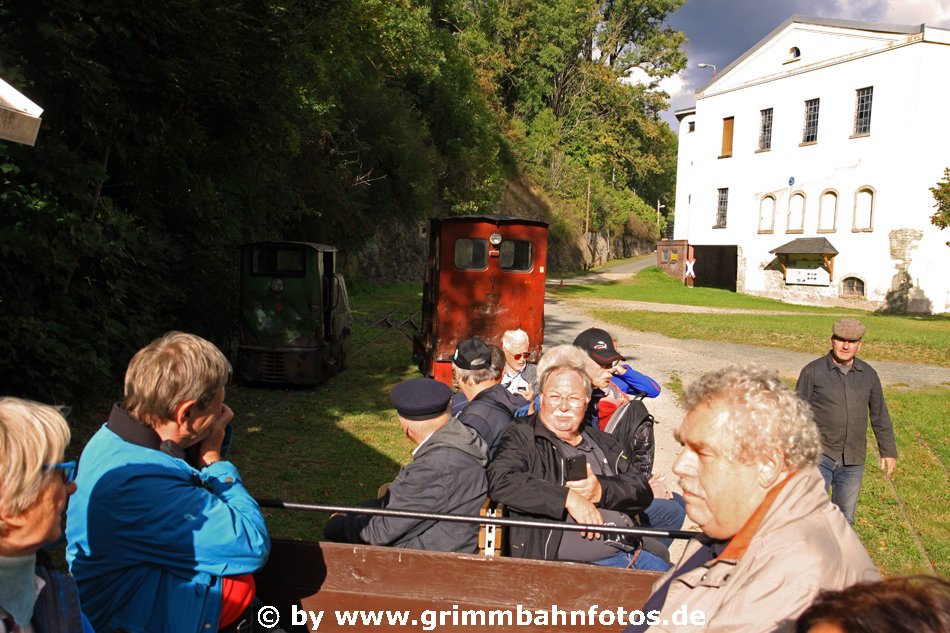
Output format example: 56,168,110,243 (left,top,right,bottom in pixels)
664,15,950,313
